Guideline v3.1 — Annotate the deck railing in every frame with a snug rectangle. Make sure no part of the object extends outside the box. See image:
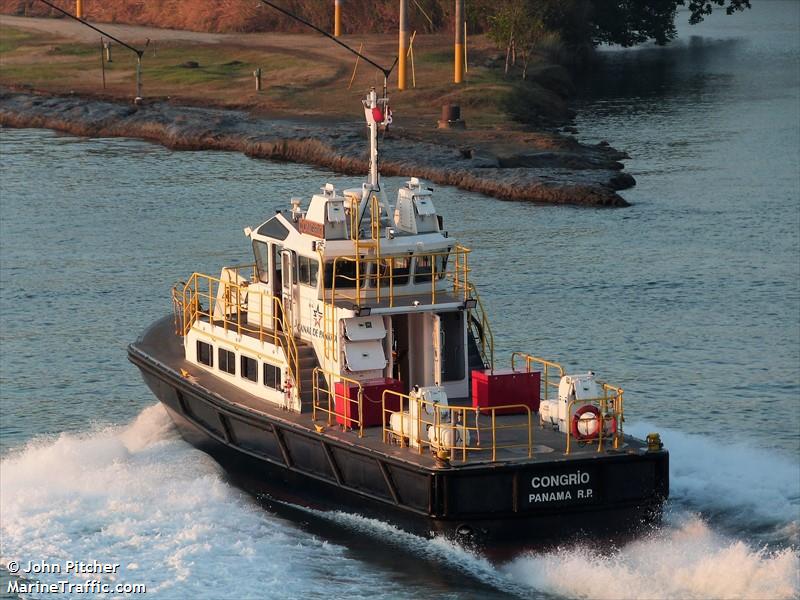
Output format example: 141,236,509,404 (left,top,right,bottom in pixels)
381,390,533,462
311,366,365,437
468,283,494,370
564,384,624,455
325,245,473,308
511,352,564,403
171,267,300,403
